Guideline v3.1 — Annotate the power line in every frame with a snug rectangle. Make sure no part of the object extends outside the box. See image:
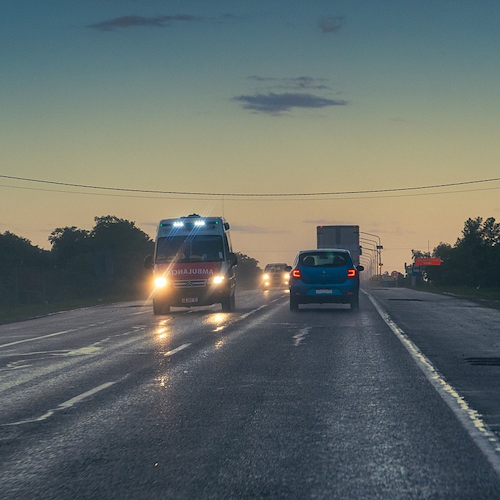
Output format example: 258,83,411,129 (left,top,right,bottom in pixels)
1,181,500,202
1,173,500,199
